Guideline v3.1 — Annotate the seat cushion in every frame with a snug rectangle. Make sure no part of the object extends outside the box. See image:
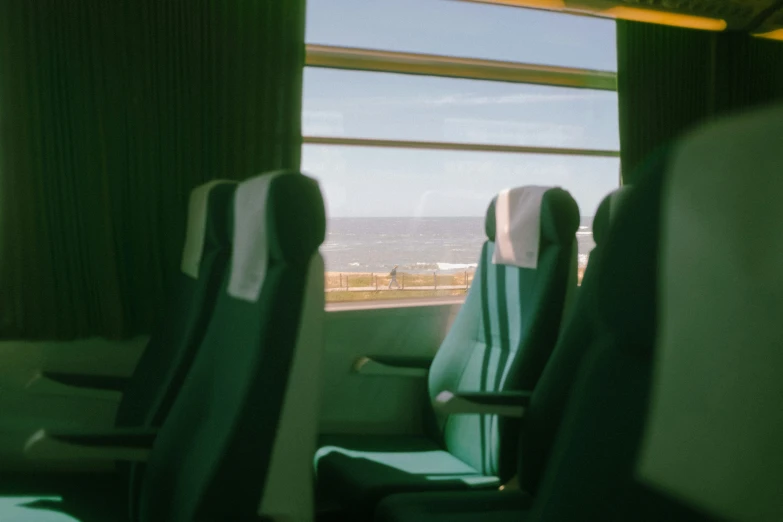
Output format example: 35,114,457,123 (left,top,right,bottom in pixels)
427,188,579,482
316,434,500,519
374,490,533,522
0,473,126,522
0,497,82,522
0,493,127,522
